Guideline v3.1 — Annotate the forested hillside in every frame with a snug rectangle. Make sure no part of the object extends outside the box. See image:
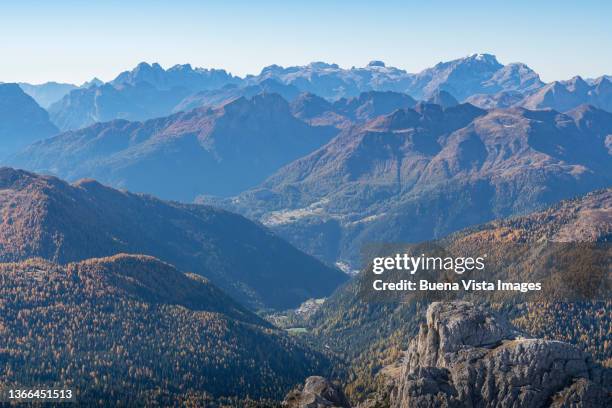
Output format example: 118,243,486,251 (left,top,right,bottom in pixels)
0,254,331,405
